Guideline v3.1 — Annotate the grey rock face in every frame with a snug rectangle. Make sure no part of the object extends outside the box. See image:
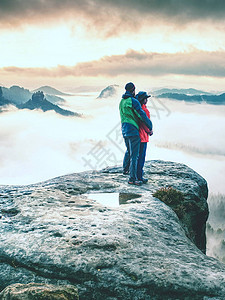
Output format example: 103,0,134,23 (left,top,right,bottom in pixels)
0,160,224,300
145,160,209,253
0,283,78,300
